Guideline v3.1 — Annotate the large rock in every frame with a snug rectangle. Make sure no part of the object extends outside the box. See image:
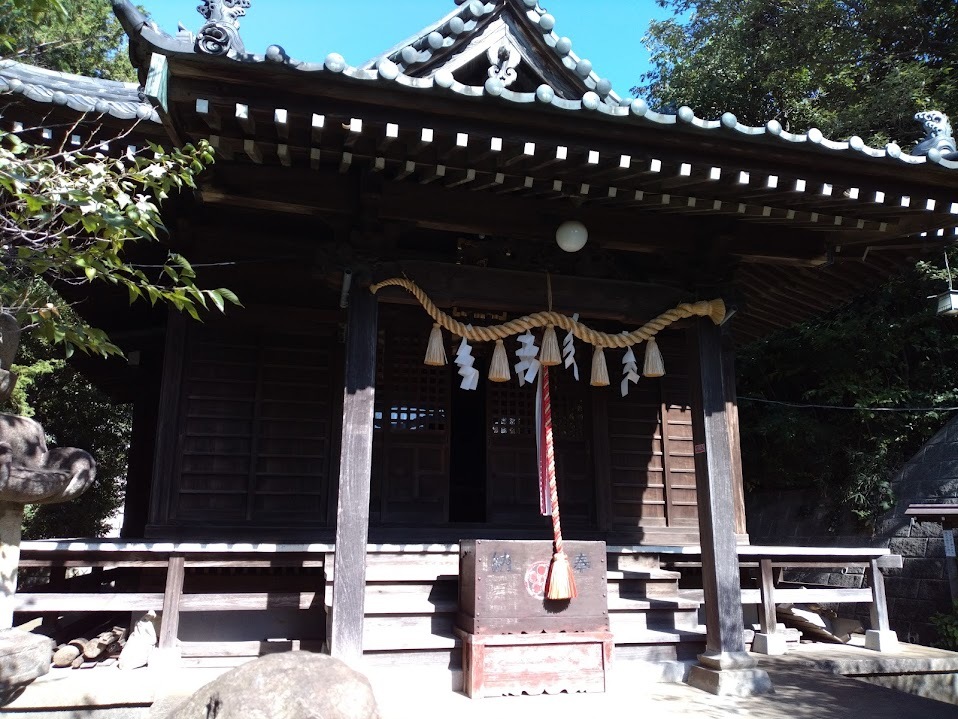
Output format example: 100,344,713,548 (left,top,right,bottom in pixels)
162,652,380,719
0,628,53,693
